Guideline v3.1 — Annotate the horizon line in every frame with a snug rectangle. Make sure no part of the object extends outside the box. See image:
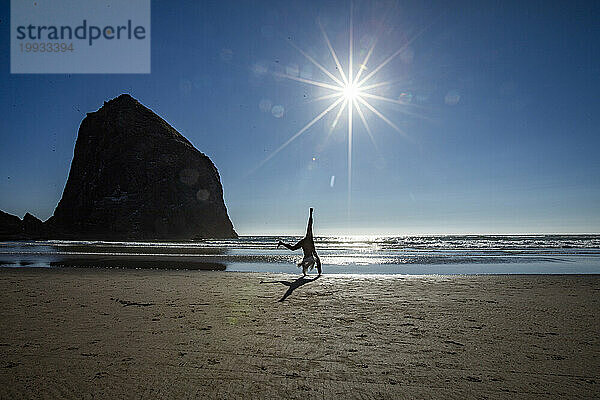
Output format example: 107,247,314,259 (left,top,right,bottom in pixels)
236,232,600,237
